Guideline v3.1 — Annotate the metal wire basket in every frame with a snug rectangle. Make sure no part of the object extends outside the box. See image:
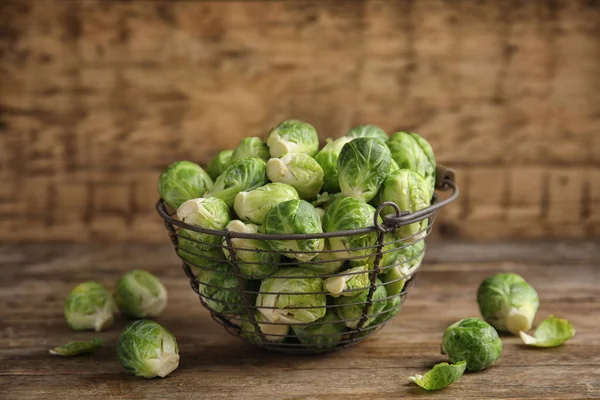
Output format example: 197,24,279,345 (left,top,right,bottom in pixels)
156,164,458,354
